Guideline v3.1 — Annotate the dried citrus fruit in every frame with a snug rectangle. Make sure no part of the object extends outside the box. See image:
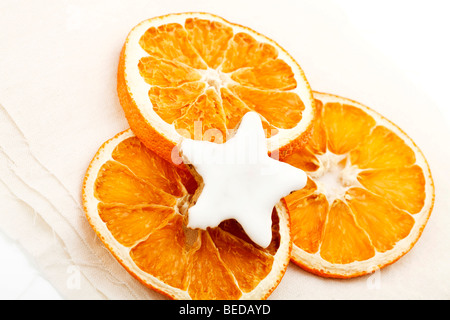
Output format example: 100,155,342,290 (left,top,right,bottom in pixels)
82,129,291,299
283,92,434,278
117,12,314,164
